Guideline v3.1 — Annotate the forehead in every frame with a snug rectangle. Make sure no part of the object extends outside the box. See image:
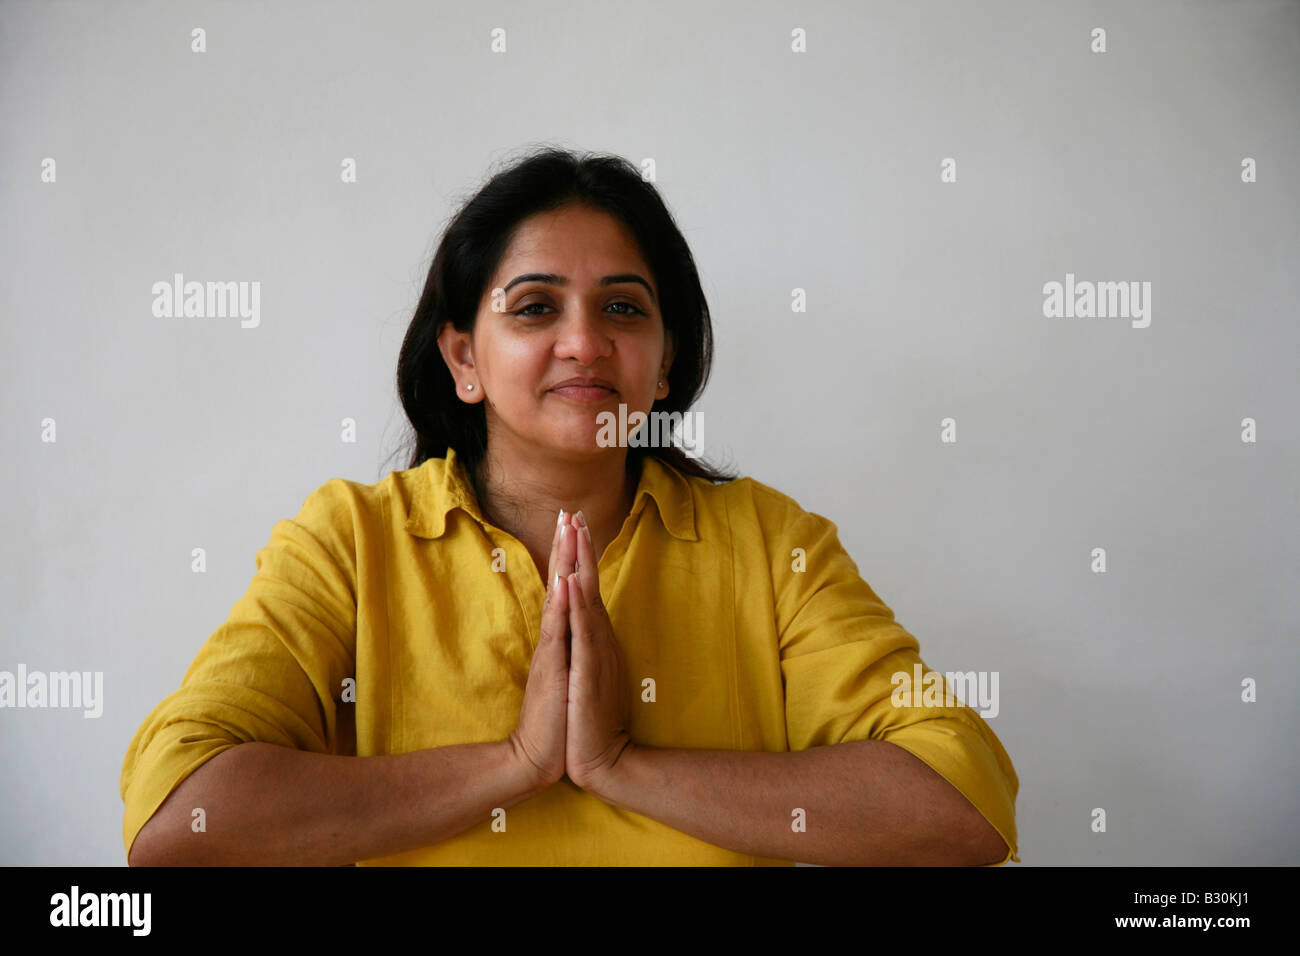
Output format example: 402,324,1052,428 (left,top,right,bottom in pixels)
496,204,649,274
